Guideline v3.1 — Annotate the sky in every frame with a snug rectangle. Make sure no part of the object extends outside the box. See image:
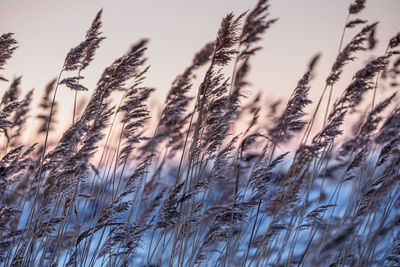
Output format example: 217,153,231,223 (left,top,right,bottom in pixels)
1,0,399,133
